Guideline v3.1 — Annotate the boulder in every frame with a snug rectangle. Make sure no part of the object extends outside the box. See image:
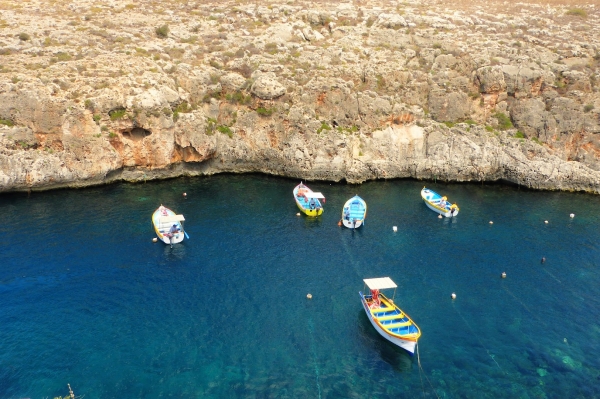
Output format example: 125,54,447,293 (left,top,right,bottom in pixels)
375,13,407,29
475,66,507,94
250,75,286,100
221,72,247,91
502,66,543,98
